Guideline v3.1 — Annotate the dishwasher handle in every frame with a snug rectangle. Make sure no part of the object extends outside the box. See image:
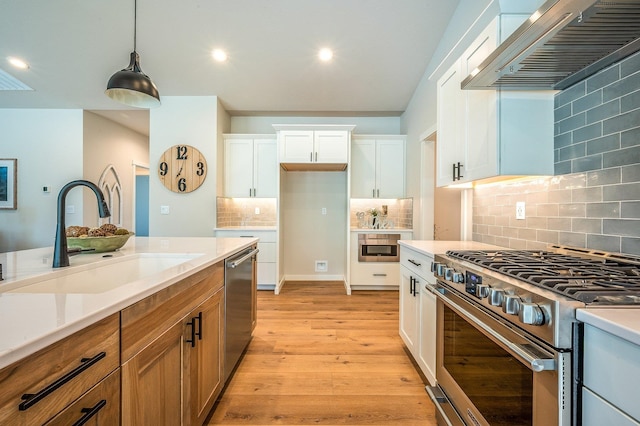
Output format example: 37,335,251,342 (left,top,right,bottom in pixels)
227,248,259,269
